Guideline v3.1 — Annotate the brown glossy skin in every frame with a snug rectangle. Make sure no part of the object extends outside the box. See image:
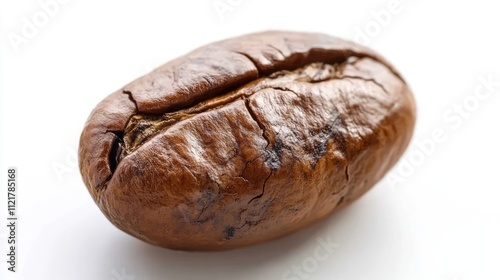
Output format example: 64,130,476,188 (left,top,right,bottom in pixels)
79,31,416,250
